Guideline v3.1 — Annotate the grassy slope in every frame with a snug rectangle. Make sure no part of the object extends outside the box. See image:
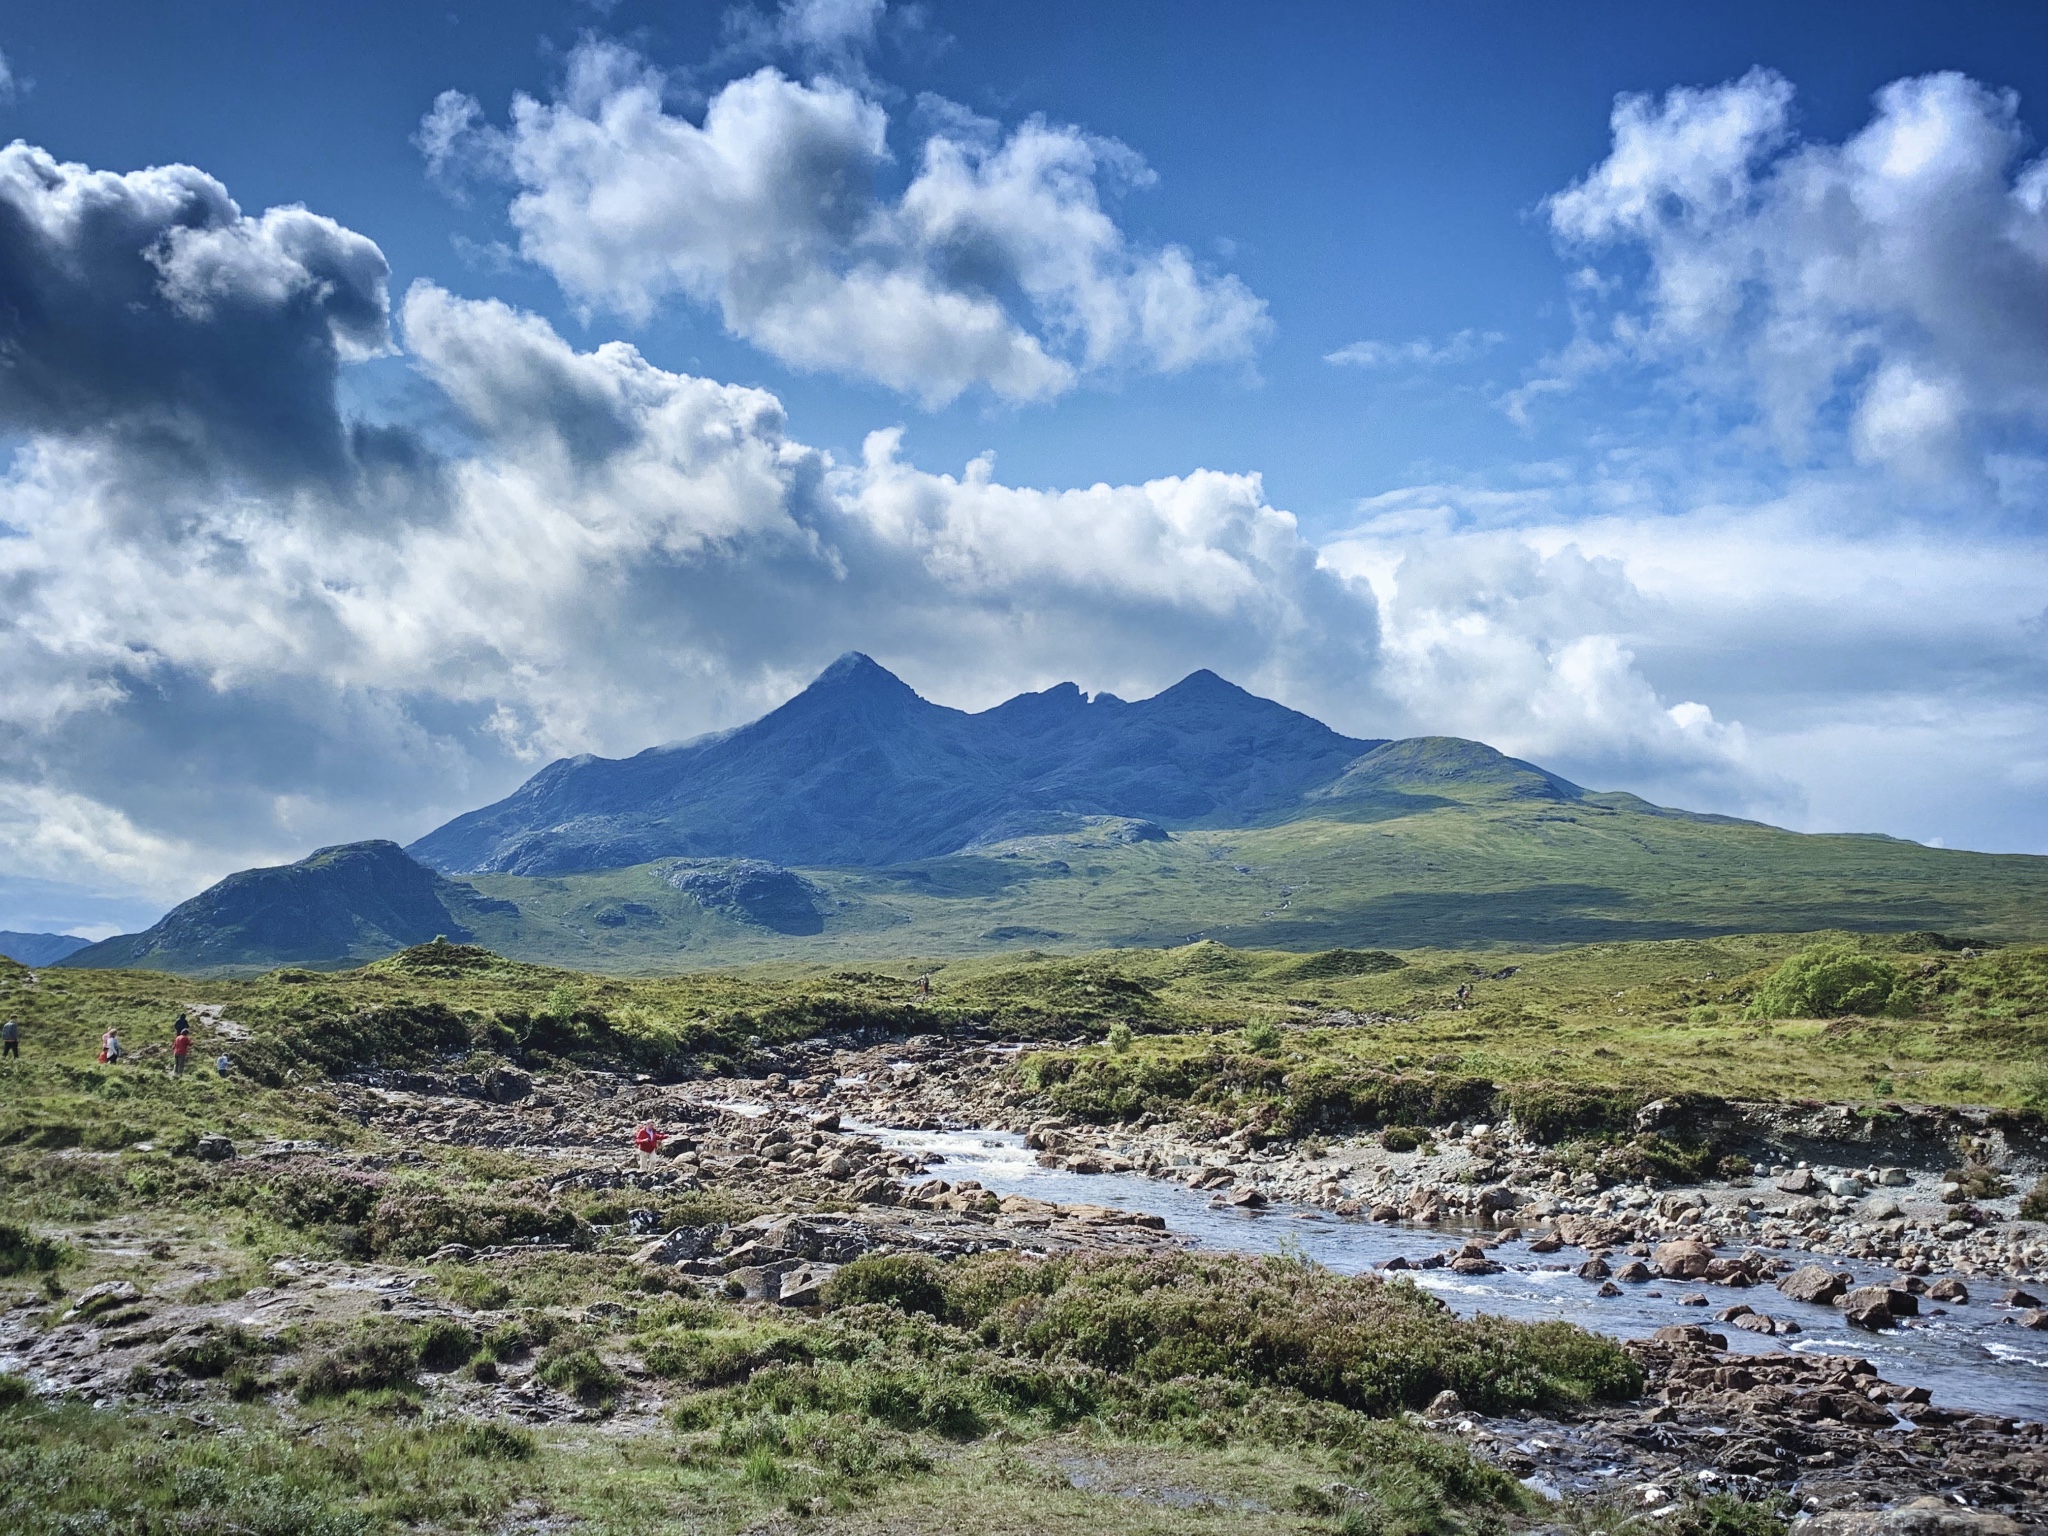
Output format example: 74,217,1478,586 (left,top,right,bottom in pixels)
8,931,2045,1130
442,797,2048,975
